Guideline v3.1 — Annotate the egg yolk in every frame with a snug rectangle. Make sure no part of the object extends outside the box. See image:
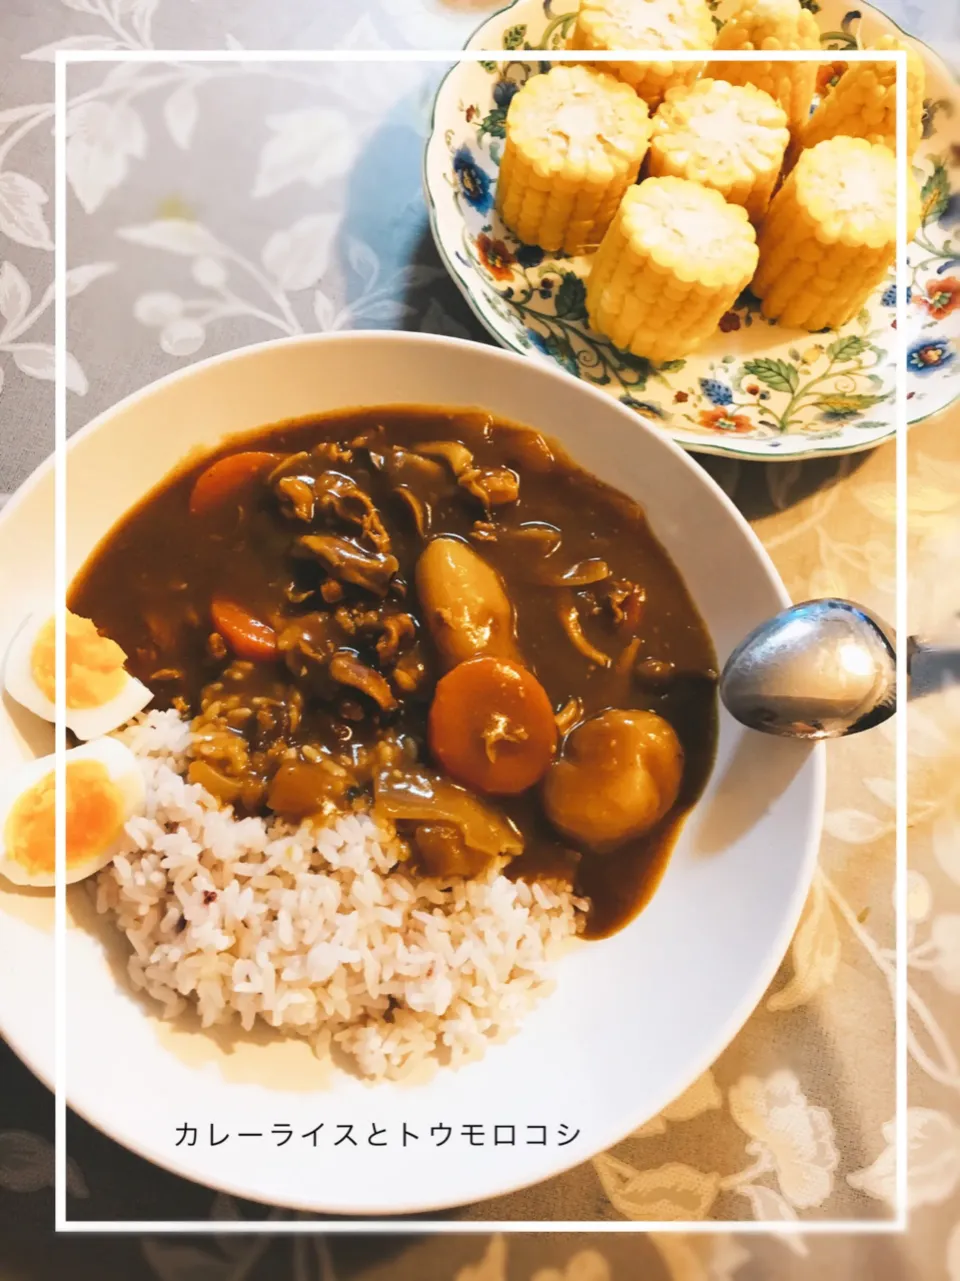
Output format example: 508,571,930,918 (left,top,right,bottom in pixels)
32,612,127,710
3,760,126,878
